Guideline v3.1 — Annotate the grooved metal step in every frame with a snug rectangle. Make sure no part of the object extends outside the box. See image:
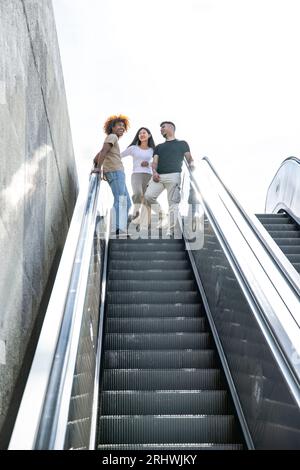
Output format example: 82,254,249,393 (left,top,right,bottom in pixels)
109,269,193,280
106,304,203,317
107,280,196,292
106,291,200,304
99,390,230,415
262,224,299,231
103,349,216,369
110,251,187,261
258,213,300,275
110,243,186,252
110,238,184,244
98,415,238,444
284,254,300,263
104,332,212,350
257,219,292,225
105,317,206,333
97,443,243,450
101,369,224,390
109,260,189,270
273,238,300,246
264,230,300,238
256,214,291,221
